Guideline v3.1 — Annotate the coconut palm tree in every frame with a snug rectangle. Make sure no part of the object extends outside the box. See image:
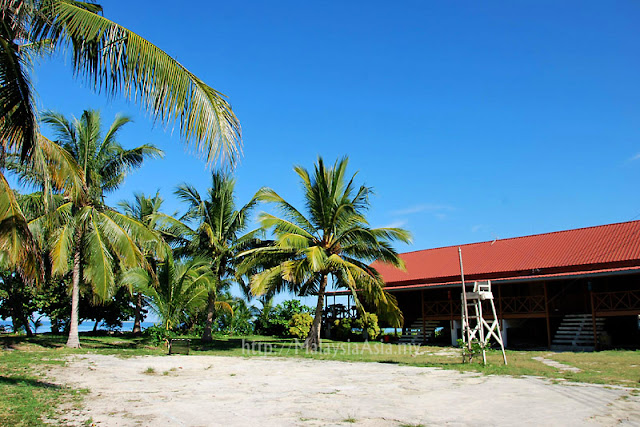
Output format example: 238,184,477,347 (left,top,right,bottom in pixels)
244,157,412,350
122,256,231,332
0,0,242,282
31,109,165,347
175,172,260,342
118,191,191,334
1,134,85,281
0,0,241,163
118,192,165,334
